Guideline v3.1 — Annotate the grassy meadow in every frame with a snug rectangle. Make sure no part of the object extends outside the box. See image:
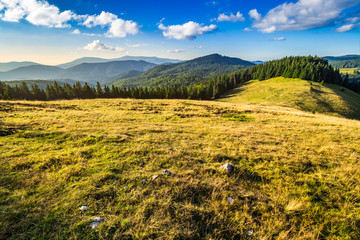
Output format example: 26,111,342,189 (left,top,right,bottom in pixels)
220,77,360,119
1,90,360,239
